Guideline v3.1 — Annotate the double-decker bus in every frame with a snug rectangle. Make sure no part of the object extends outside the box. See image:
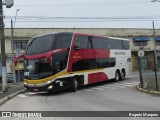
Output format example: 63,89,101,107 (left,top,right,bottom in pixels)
15,32,131,92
